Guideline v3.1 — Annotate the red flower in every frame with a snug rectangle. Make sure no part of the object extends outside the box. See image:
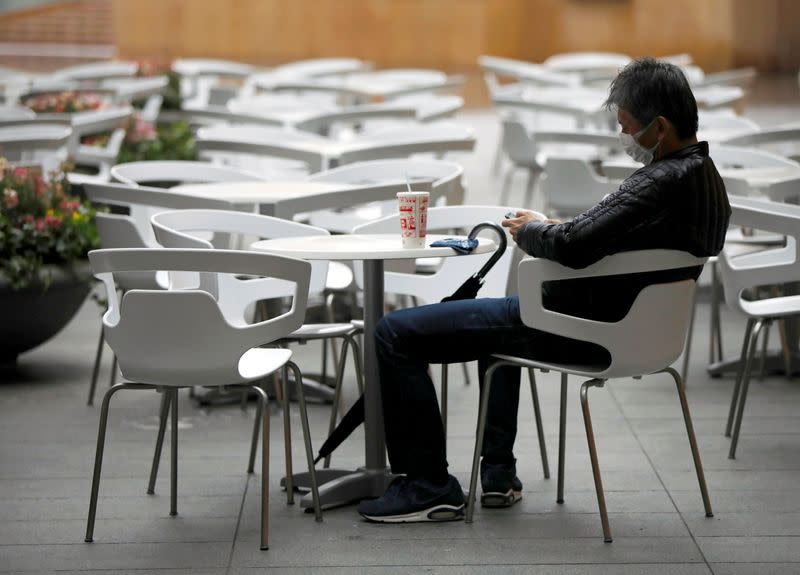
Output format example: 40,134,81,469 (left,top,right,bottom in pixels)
13,167,28,180
45,214,62,228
